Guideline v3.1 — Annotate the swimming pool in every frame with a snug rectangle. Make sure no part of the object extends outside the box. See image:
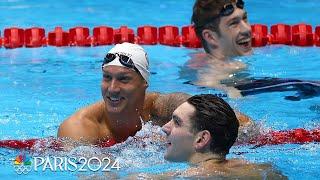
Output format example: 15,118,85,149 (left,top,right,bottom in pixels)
1,0,320,179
